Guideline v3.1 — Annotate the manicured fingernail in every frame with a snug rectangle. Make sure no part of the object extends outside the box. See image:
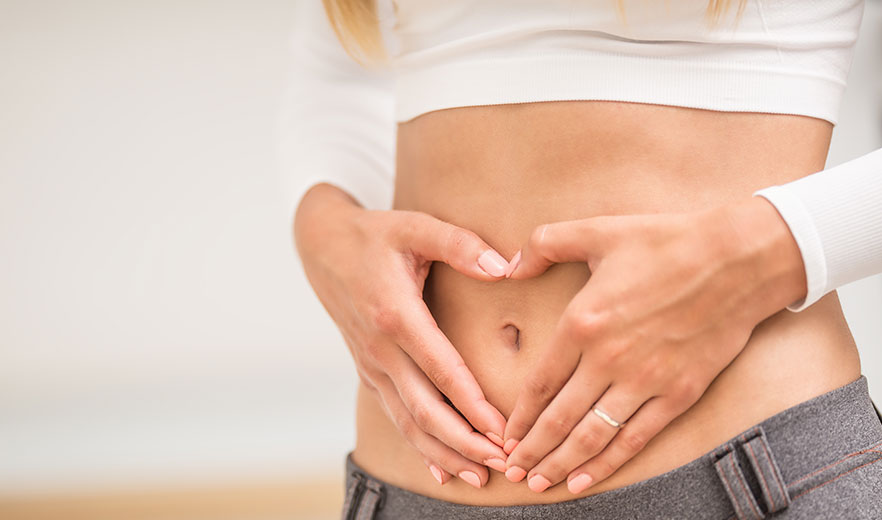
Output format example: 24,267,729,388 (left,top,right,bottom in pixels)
505,466,526,483
478,250,508,277
528,474,552,493
458,470,482,489
484,457,507,473
503,439,519,455
486,431,504,447
505,250,522,278
568,473,593,494
429,464,444,485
